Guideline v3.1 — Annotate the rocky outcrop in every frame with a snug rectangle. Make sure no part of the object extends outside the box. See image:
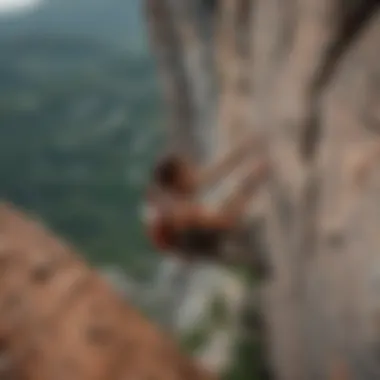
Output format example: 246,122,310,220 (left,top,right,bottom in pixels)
144,0,380,379
0,202,217,380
